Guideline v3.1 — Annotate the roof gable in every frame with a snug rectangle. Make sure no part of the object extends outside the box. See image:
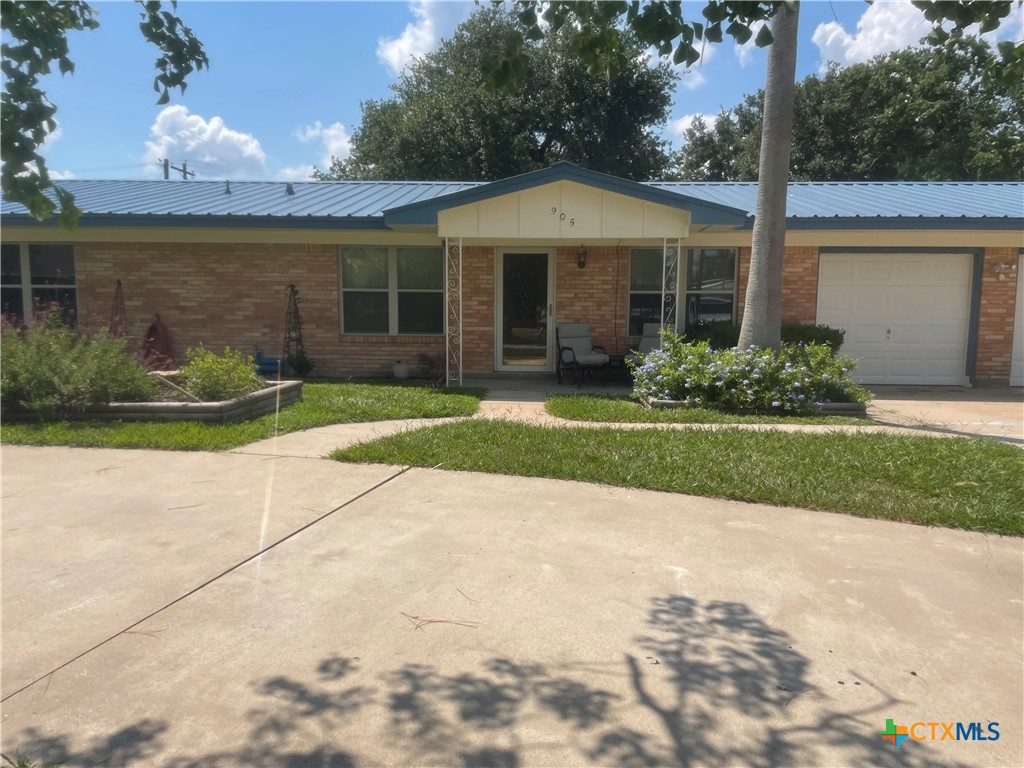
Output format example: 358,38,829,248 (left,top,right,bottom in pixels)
383,162,749,228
